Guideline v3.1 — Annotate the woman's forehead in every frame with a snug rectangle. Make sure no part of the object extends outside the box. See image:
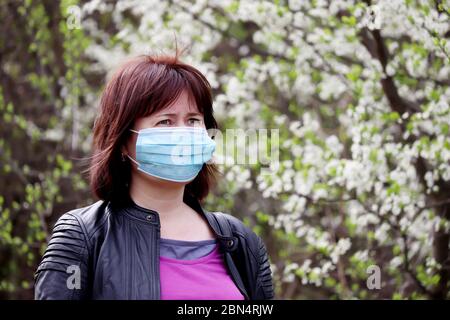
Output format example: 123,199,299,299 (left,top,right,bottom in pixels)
153,90,201,115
